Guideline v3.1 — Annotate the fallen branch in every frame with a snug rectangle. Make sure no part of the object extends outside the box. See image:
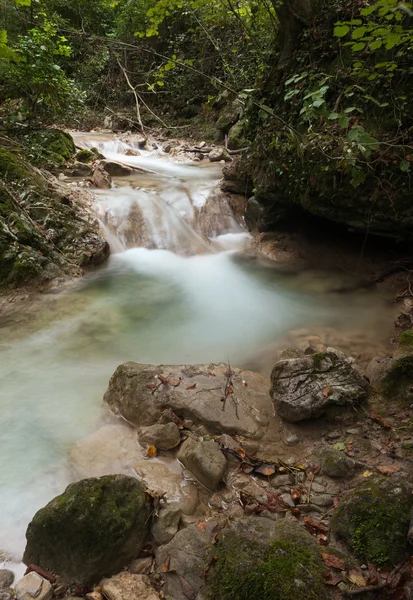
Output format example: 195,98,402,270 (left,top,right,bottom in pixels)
225,134,250,155
117,59,145,133
343,582,387,596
